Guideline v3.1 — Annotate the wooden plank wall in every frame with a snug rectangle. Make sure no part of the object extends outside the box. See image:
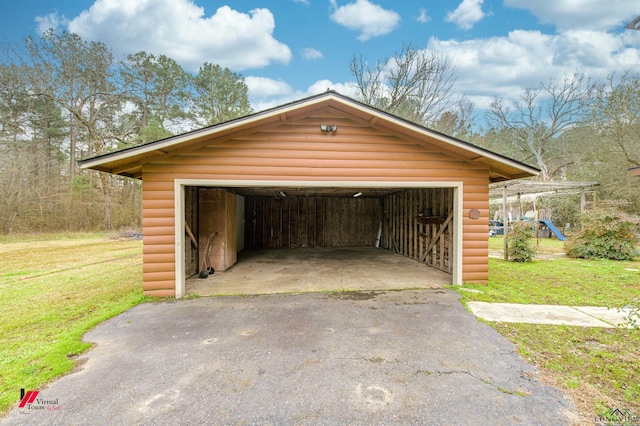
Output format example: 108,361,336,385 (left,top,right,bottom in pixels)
140,104,490,297
383,188,452,273
245,196,381,249
198,188,237,272
184,186,198,276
